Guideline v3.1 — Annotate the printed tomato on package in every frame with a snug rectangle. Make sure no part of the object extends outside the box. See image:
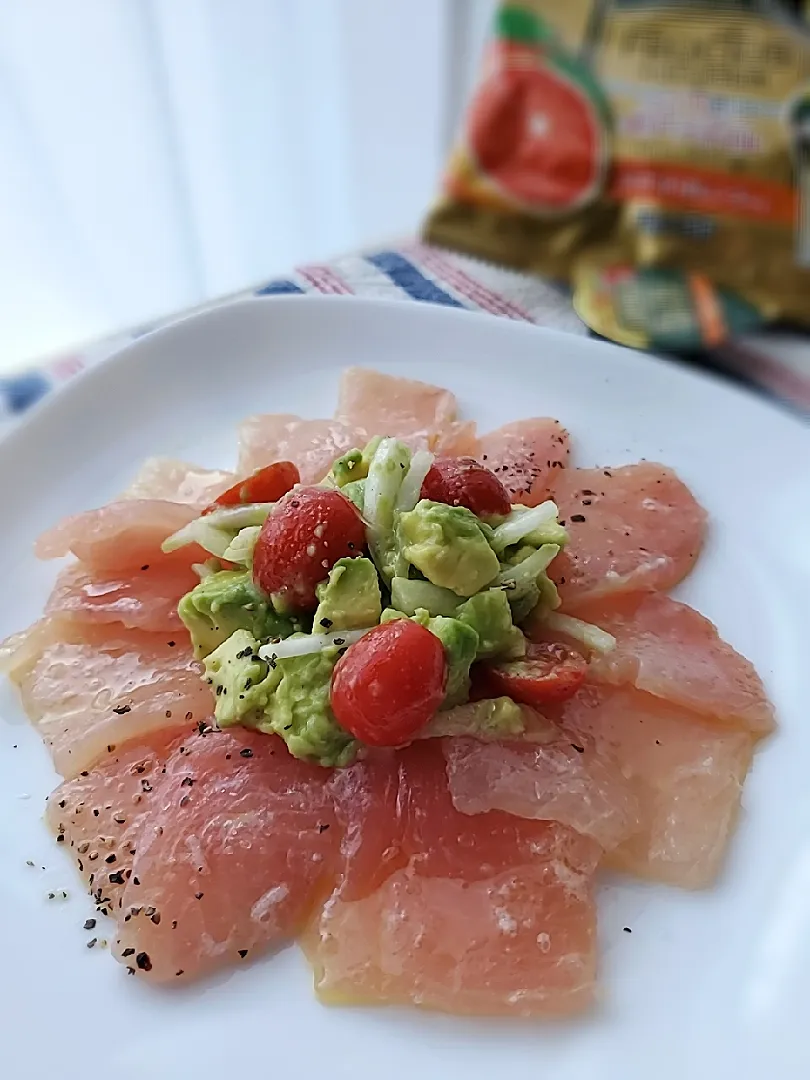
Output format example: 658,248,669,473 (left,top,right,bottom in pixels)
426,0,810,350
